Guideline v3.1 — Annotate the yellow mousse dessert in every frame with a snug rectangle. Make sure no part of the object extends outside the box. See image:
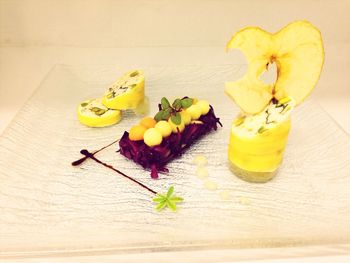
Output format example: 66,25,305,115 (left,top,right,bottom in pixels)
225,21,324,182
229,98,294,182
